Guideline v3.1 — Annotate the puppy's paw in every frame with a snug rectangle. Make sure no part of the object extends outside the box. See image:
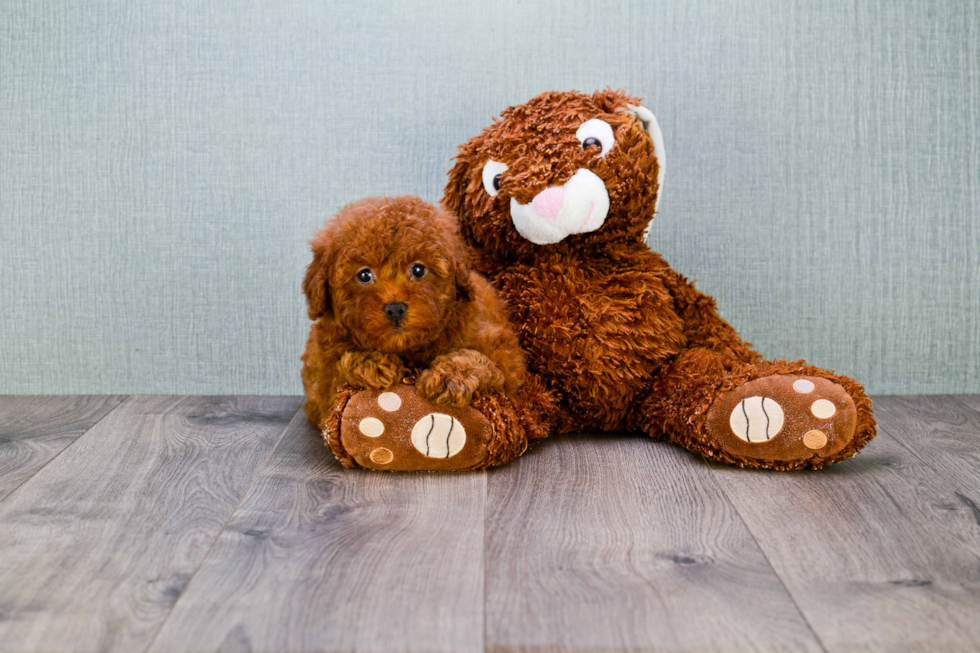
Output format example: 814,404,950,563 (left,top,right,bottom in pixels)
338,351,404,391
417,368,480,407
417,350,505,408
